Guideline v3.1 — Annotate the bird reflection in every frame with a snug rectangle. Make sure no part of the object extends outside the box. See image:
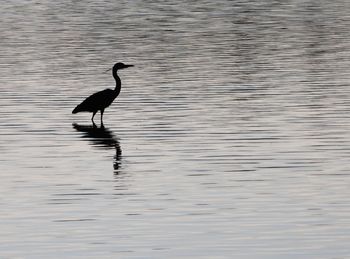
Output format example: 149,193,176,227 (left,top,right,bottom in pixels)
72,123,122,174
